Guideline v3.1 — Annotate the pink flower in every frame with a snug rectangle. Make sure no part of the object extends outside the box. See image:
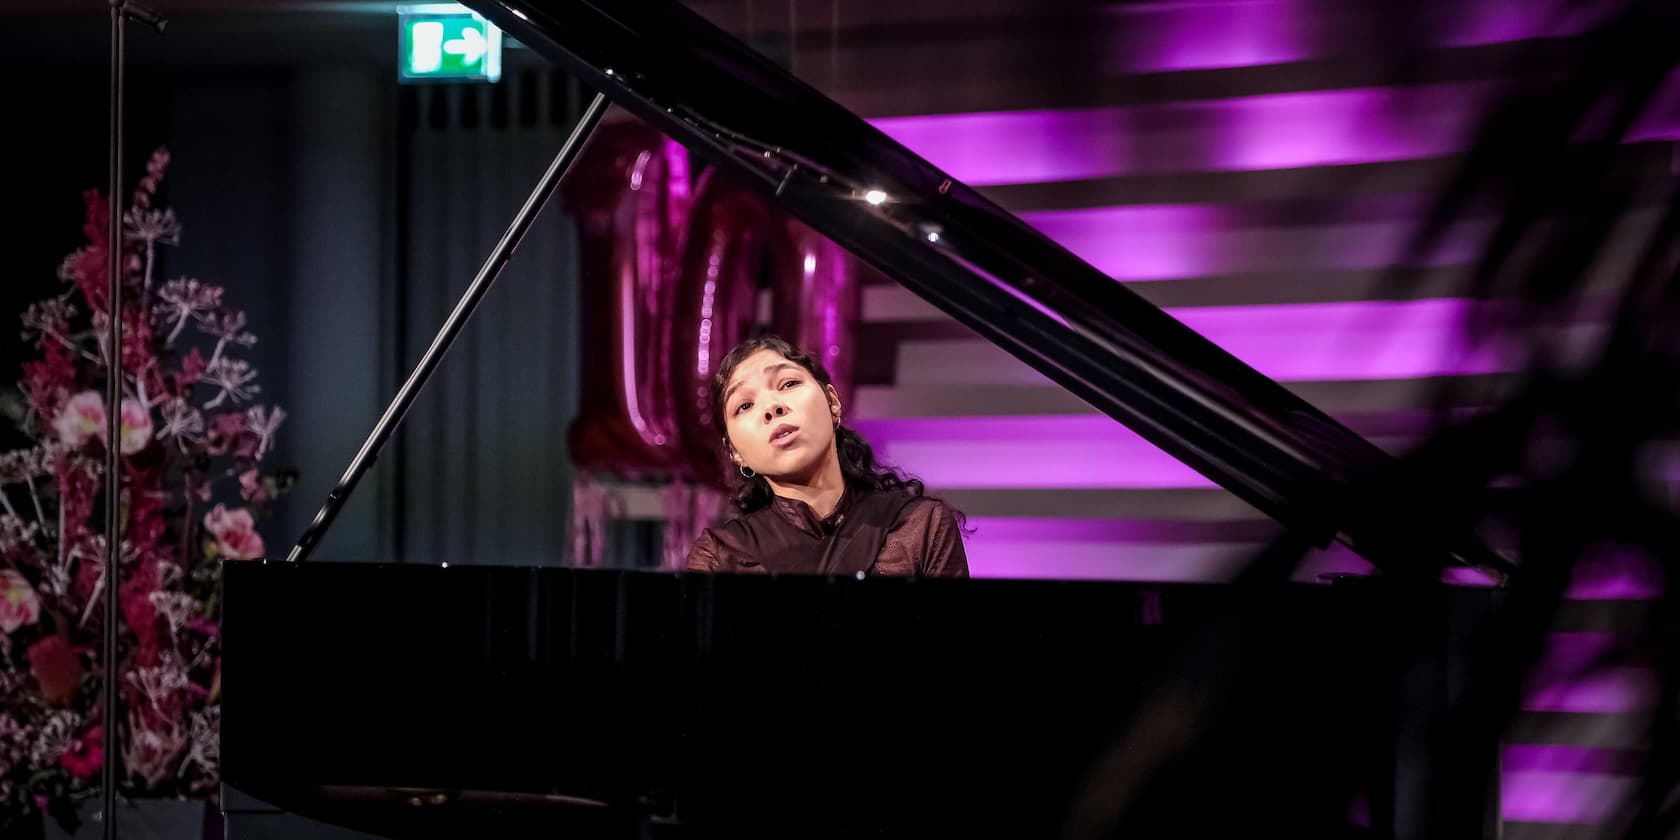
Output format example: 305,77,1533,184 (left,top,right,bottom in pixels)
175,347,207,390
21,342,75,420
203,504,264,560
0,570,40,634
60,724,103,780
202,503,238,536
121,575,160,655
27,636,82,705
238,469,266,503
50,392,153,454
118,397,152,454
56,460,99,548
53,391,104,448
118,305,156,380
205,412,249,456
